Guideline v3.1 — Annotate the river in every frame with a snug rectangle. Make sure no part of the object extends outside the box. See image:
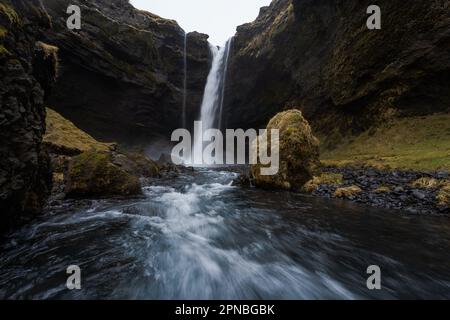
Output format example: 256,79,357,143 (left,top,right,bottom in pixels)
0,169,449,299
